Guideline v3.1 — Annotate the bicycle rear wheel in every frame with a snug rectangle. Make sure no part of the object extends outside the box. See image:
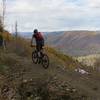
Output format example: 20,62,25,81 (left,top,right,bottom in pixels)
32,51,38,64
42,54,49,69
